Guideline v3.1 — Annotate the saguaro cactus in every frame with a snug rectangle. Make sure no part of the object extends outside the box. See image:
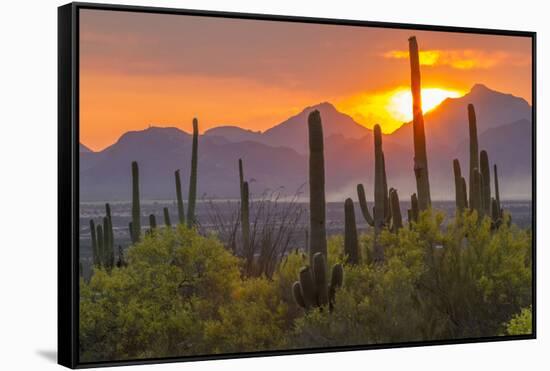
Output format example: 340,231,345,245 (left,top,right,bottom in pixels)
453,159,467,212
187,118,199,228
238,158,244,196
356,184,374,226
468,104,479,205
373,124,386,262
175,170,185,225
131,161,141,244
409,193,419,223
163,207,172,227
103,216,114,268
471,169,483,217
389,188,403,232
241,181,251,269
308,110,327,264
408,36,431,210
494,164,502,217
292,252,343,311
344,198,360,265
149,214,157,232
96,224,104,267
89,220,98,266
105,203,114,265
480,150,491,216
